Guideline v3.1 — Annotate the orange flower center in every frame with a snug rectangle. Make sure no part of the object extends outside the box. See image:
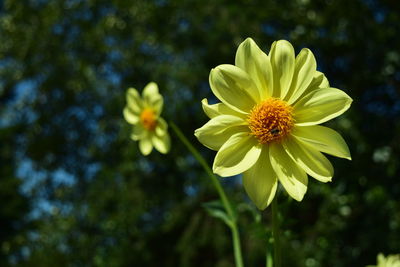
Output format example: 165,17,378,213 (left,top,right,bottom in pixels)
247,98,294,144
140,108,157,131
